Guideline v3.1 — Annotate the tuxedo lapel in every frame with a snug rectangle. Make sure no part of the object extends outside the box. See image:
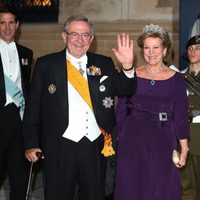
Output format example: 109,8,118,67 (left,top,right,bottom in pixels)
16,44,23,66
16,44,29,96
0,56,6,106
86,54,101,115
56,50,68,113
58,51,68,95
